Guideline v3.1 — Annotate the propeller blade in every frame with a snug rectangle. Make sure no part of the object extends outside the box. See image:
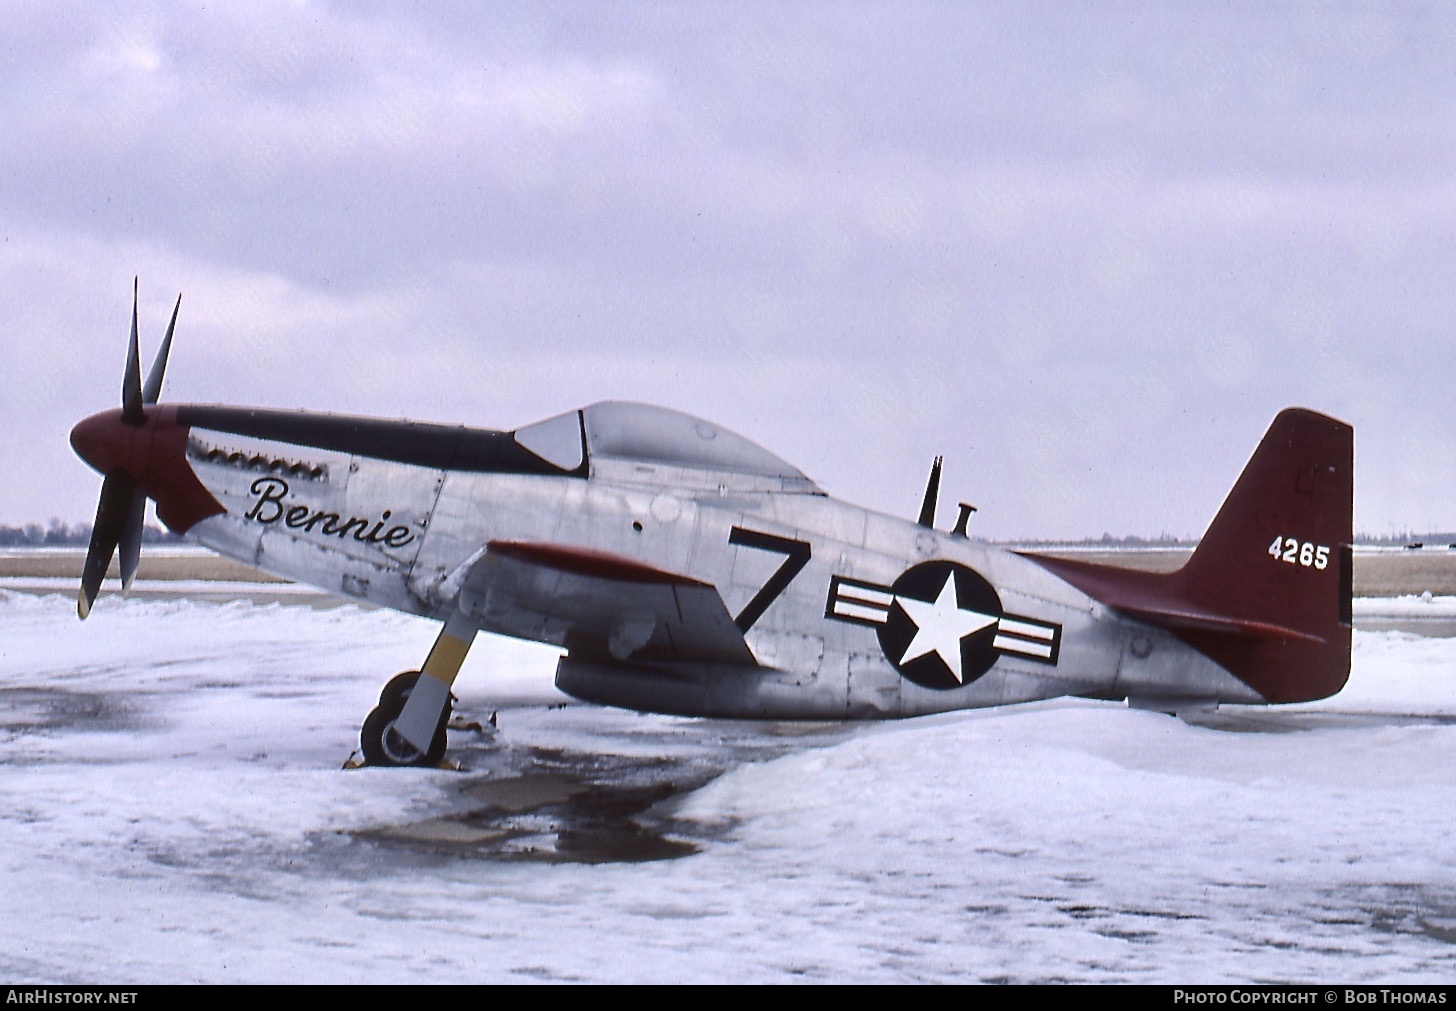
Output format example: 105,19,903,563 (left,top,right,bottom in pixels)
118,490,146,592
78,473,136,619
142,293,180,405
122,279,144,425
